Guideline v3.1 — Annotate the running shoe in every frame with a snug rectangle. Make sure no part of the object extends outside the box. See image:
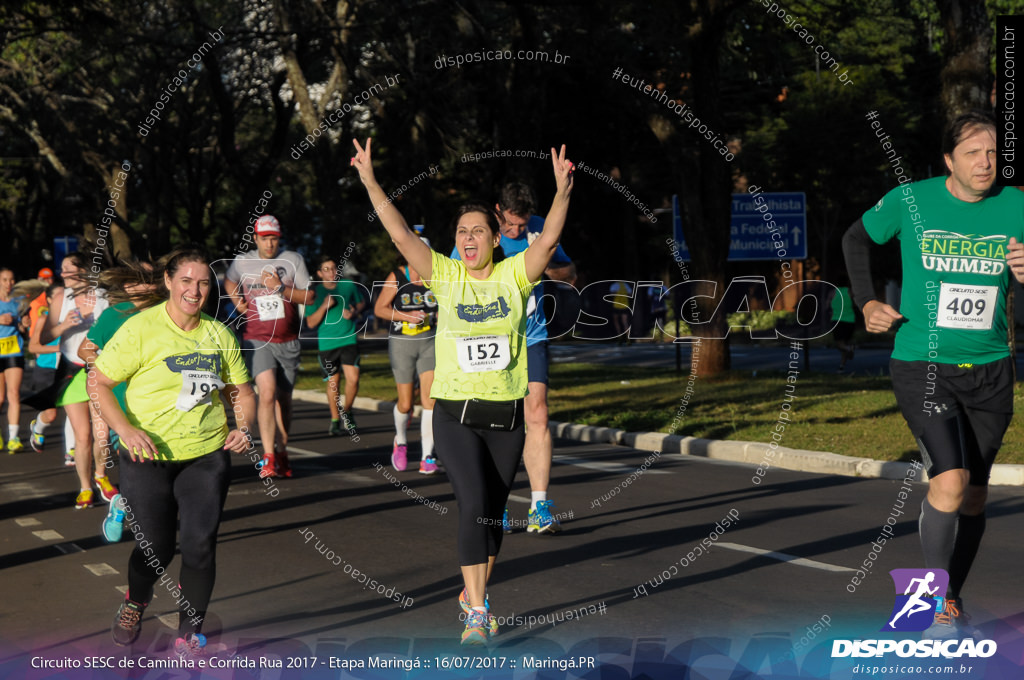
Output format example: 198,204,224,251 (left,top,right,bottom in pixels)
391,439,408,472
29,420,44,452
419,457,438,474
922,597,978,640
173,633,229,660
342,410,358,431
64,448,76,467
7,437,23,454
274,449,294,478
329,419,343,436
502,506,513,534
76,489,94,509
102,494,125,543
459,589,498,637
258,453,277,478
94,475,119,503
527,500,562,534
111,597,146,646
461,610,490,646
